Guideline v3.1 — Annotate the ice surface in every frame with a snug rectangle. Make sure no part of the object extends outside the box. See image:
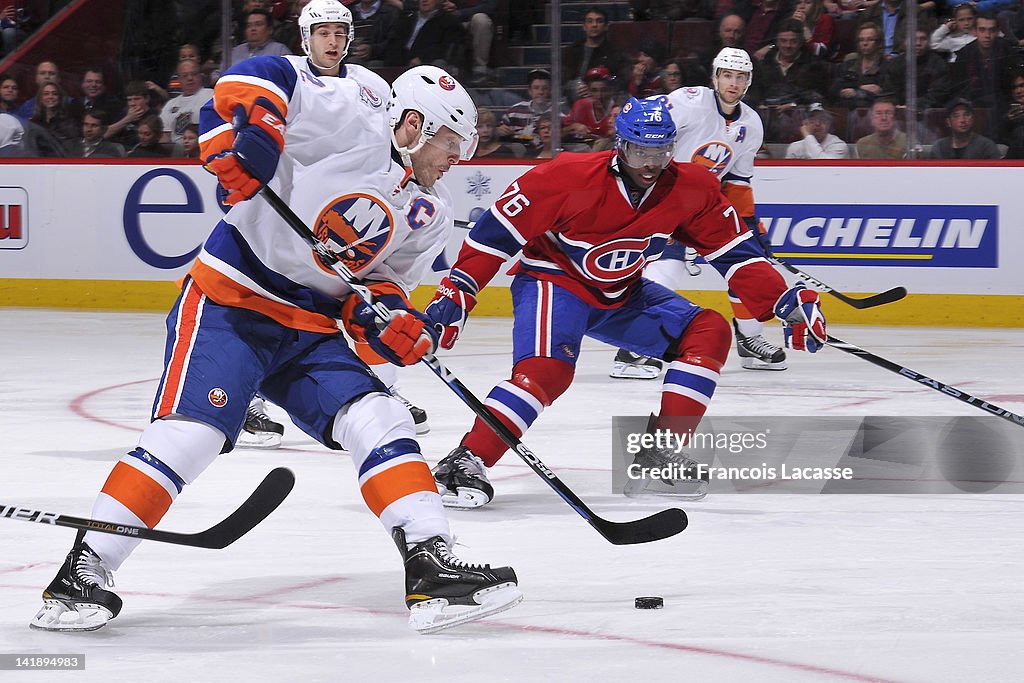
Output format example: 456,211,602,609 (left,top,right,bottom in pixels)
1,309,1022,682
